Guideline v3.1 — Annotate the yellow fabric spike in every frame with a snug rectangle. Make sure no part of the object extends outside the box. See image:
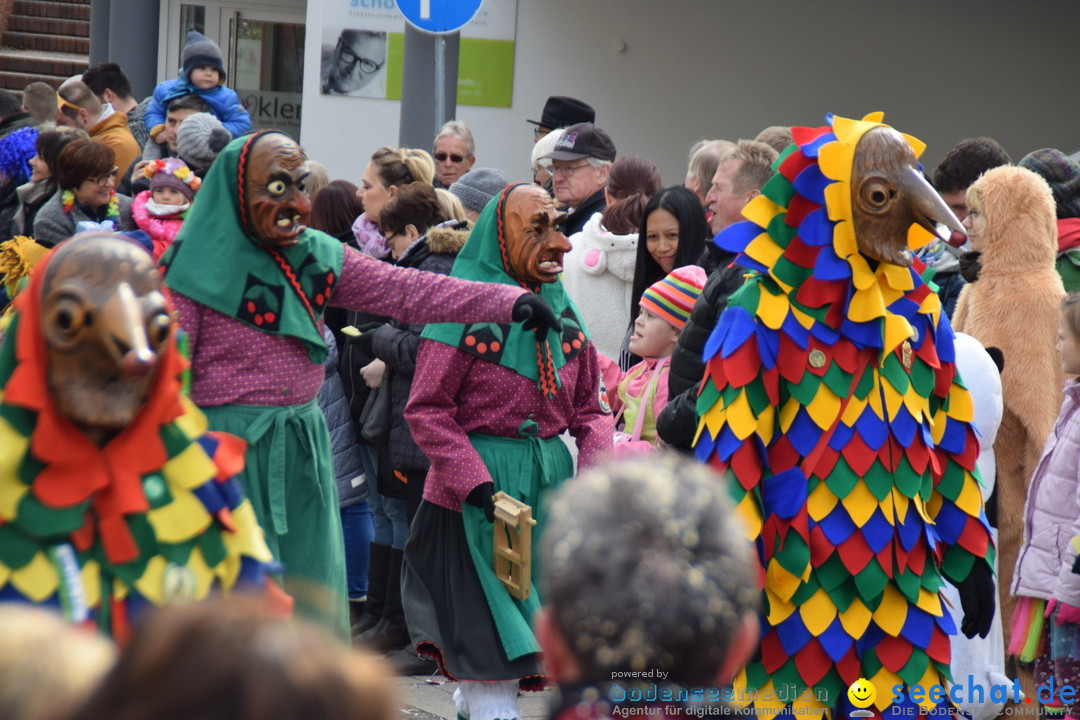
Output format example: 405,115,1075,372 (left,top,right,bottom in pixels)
112,575,129,601
10,551,59,602
902,388,930,423
929,410,946,444
789,305,815,330
766,559,805,603
901,131,926,158
914,664,947,712
906,223,937,252
805,385,842,430
175,395,209,438
839,597,874,638
808,482,839,521
187,547,217,599
877,490,896,526
882,314,915,356
735,494,763,541
745,232,786,270
800,588,839,636
872,585,909,637
879,262,915,292
147,487,211,544
848,288,888,323
756,287,790,330
953,472,984,516
841,393,867,426
133,555,168,604
779,397,801,433
755,404,776,446
752,679,791,717
879,381,904,420
914,495,935,524
726,390,759,440
0,417,29,521
0,560,10,585
222,502,274,563
743,194,786,229
822,182,850,224
869,667,903,711
841,480,880,527
161,440,218,491
700,403,727,441
80,561,101,609
946,384,975,423
890,488,911,518
731,672,752,710
916,587,945,617
766,586,797,625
